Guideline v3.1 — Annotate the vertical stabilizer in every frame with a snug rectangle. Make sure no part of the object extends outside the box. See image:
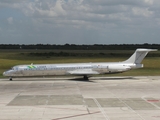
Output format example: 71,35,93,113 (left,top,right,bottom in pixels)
124,49,157,64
